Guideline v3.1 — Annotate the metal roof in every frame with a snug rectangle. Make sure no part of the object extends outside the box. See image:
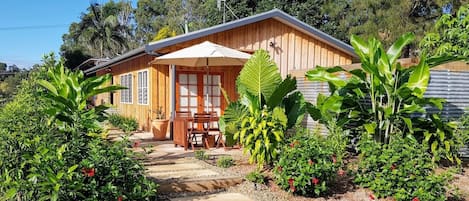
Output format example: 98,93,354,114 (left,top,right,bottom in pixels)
85,9,356,74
